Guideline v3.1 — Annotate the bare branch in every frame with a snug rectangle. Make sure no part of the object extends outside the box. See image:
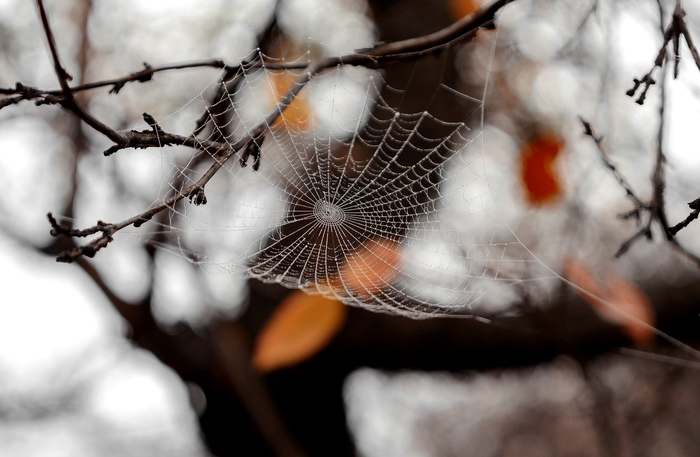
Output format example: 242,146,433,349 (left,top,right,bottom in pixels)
673,0,700,74
36,0,126,144
36,0,72,88
40,0,515,262
579,117,656,258
626,27,670,105
627,0,700,104
581,59,700,267
47,213,109,238
0,59,312,110
579,118,648,212
614,228,651,258
669,197,700,235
